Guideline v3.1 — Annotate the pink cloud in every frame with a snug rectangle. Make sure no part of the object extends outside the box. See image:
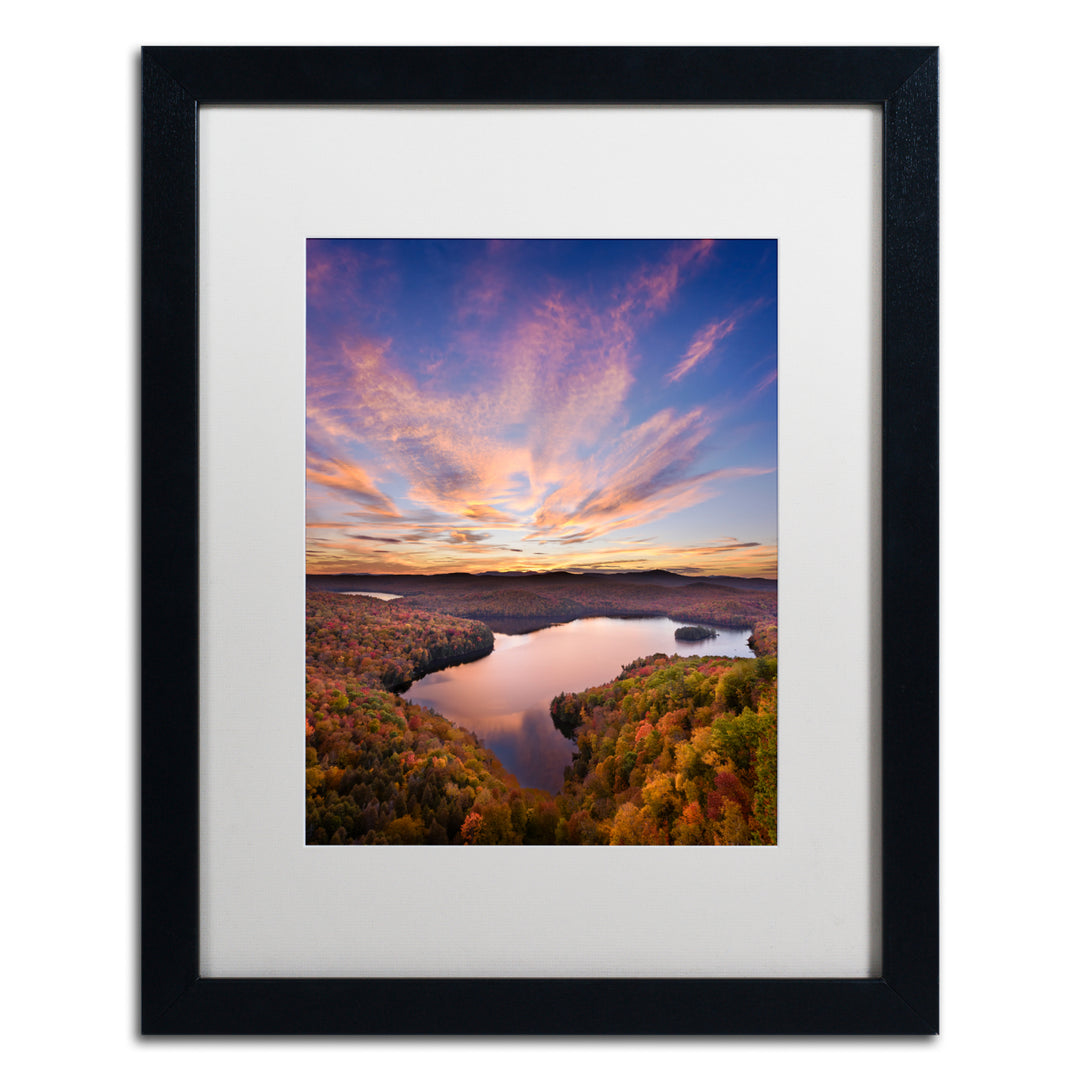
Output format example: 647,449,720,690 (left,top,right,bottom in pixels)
618,239,716,318
455,259,510,321
753,369,778,394
306,240,396,313
666,317,737,383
